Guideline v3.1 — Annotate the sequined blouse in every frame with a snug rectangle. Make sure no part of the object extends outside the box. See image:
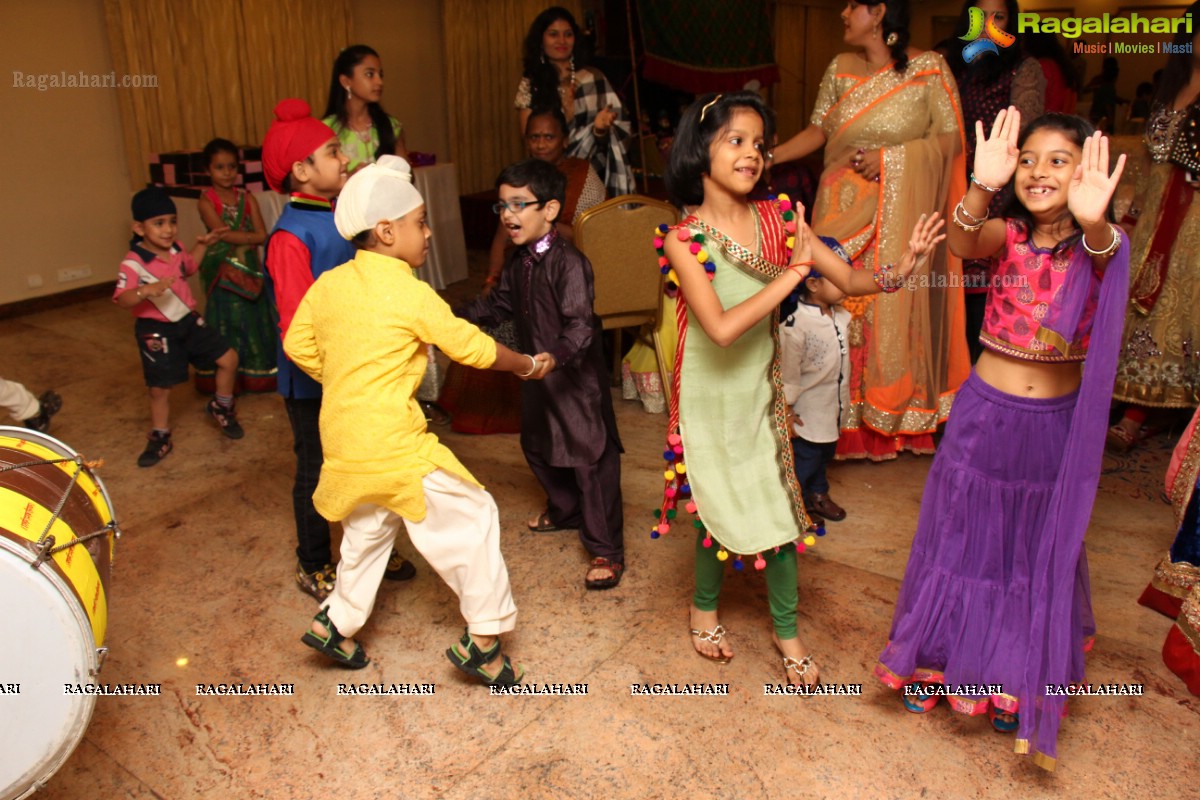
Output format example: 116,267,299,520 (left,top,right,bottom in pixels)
979,220,1098,363
1145,104,1189,163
